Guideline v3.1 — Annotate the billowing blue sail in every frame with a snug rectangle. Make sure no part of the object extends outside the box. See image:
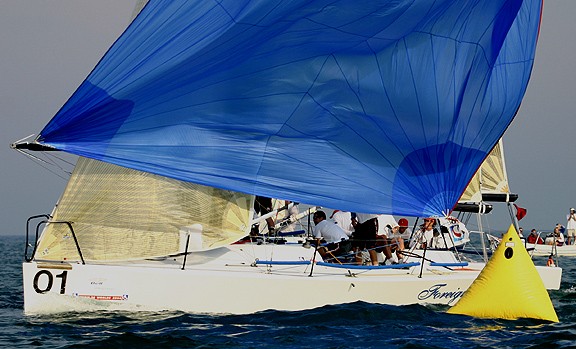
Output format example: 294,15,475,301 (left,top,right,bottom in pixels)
37,0,542,217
